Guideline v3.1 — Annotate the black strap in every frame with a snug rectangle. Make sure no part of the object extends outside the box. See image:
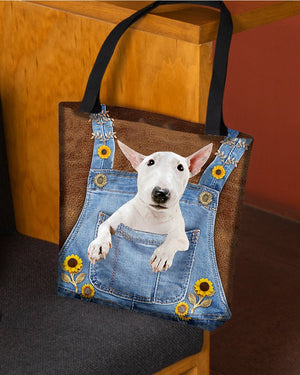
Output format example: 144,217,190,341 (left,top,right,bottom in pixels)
79,1,233,136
